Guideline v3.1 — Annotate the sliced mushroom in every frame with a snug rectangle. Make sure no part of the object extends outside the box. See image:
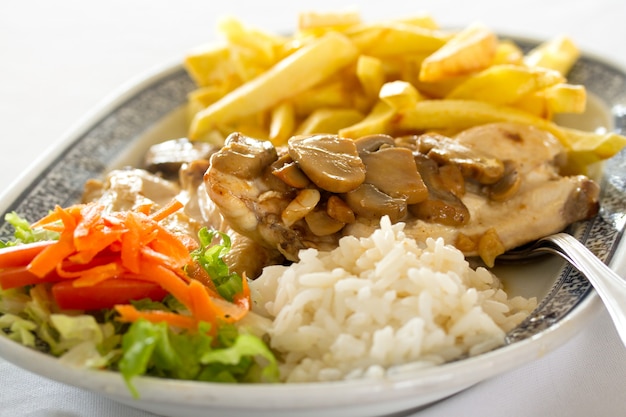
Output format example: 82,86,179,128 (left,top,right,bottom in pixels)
437,164,465,198
144,138,217,176
210,132,278,180
281,188,321,226
417,133,505,184
305,209,345,236
288,134,366,193
354,134,395,153
271,155,311,189
178,159,211,193
360,146,428,204
326,195,356,224
344,183,407,223
488,160,521,201
563,175,600,224
409,154,470,226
